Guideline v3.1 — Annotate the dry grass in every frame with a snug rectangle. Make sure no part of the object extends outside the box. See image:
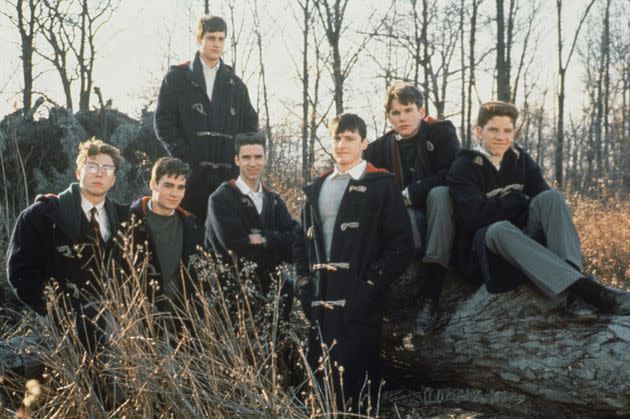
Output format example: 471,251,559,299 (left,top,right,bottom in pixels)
0,223,377,418
569,192,630,289
0,186,628,418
